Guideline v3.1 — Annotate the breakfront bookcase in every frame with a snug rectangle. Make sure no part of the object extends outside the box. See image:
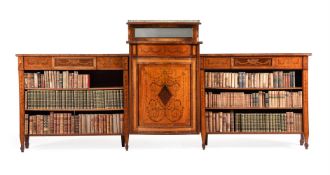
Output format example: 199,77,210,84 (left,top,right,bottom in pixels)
17,20,311,152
